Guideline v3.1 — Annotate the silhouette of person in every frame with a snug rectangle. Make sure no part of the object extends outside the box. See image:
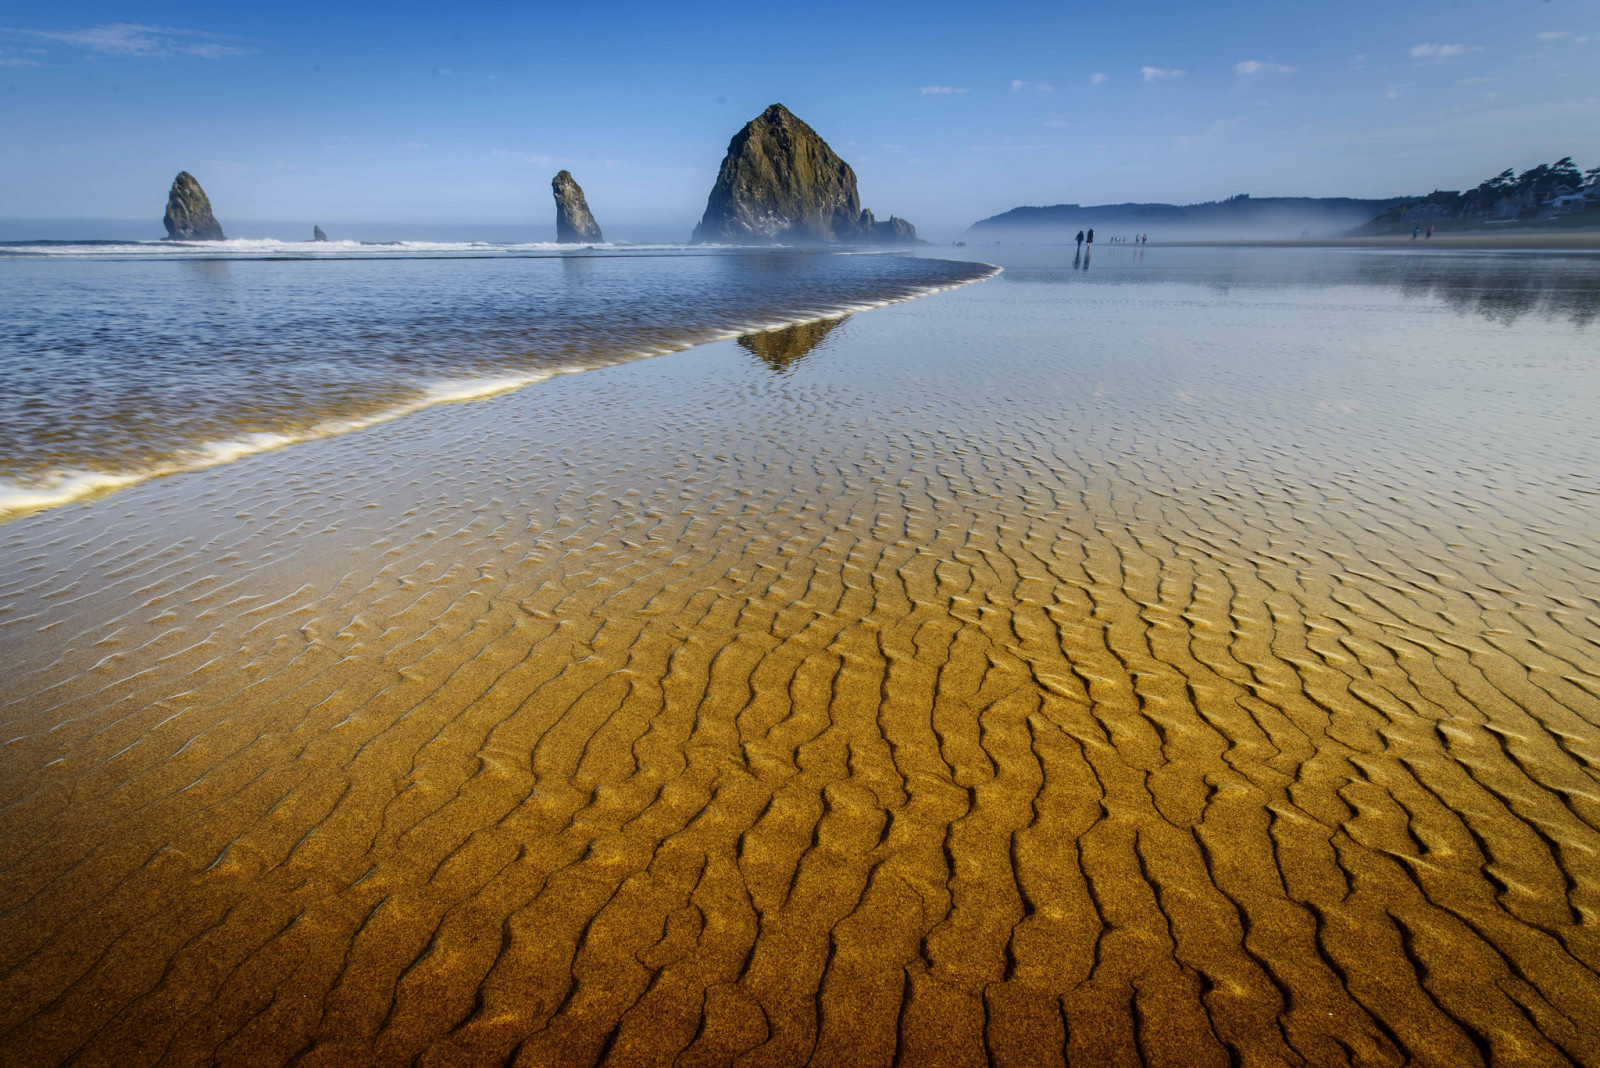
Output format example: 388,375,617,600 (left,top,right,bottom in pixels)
1086,228,1095,246
1076,230,1084,250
